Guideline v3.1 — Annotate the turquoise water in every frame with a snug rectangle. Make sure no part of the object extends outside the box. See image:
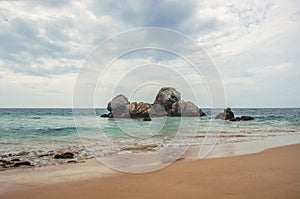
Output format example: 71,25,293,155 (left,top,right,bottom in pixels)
0,108,300,167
